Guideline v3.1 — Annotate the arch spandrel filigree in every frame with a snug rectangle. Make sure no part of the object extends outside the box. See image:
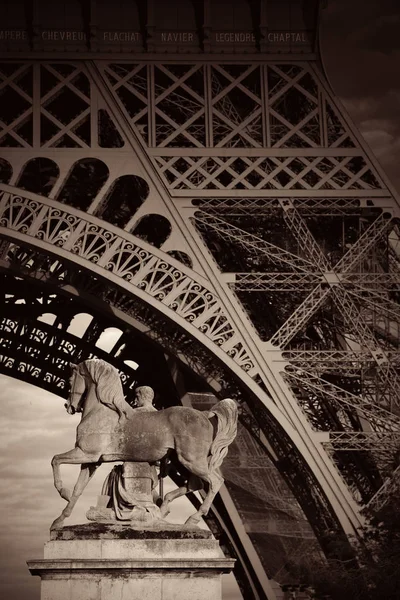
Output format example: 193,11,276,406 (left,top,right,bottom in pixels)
0,185,259,377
